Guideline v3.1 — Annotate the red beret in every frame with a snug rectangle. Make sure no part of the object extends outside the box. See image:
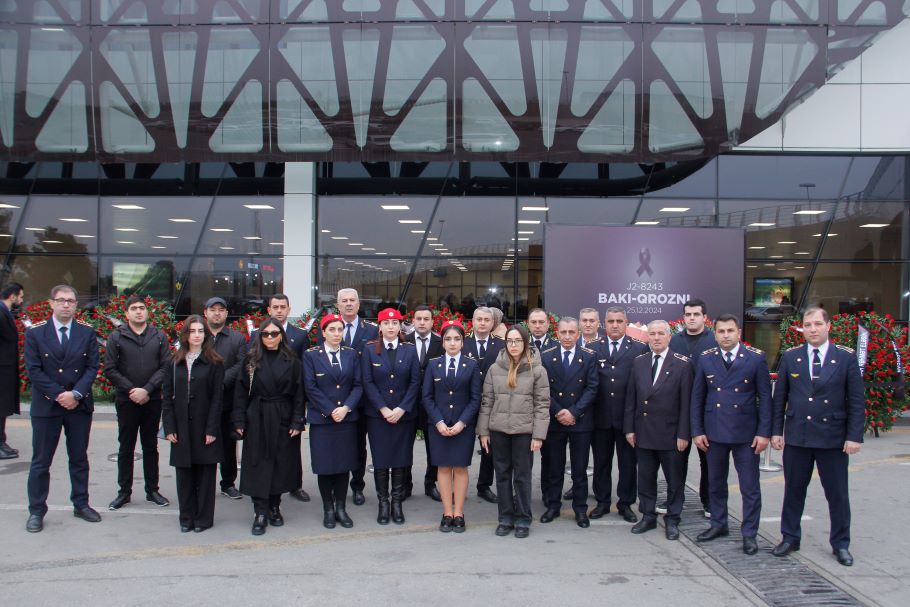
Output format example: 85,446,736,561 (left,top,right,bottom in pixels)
441,319,463,331
378,308,403,321
320,314,344,330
